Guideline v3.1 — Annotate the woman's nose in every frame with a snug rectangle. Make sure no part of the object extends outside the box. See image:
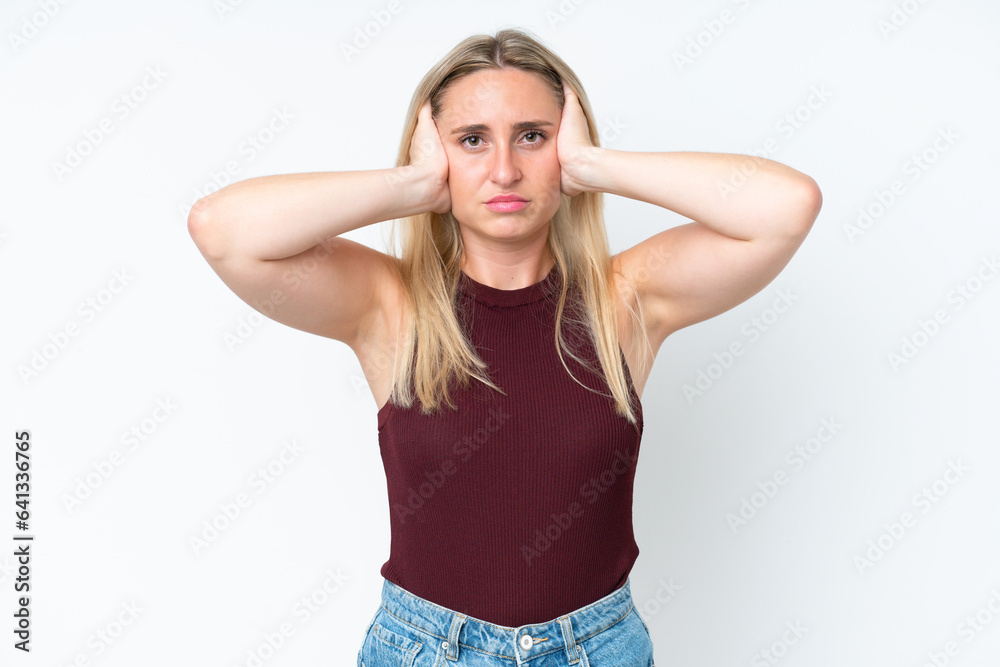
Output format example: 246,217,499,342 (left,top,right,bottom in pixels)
489,143,520,185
